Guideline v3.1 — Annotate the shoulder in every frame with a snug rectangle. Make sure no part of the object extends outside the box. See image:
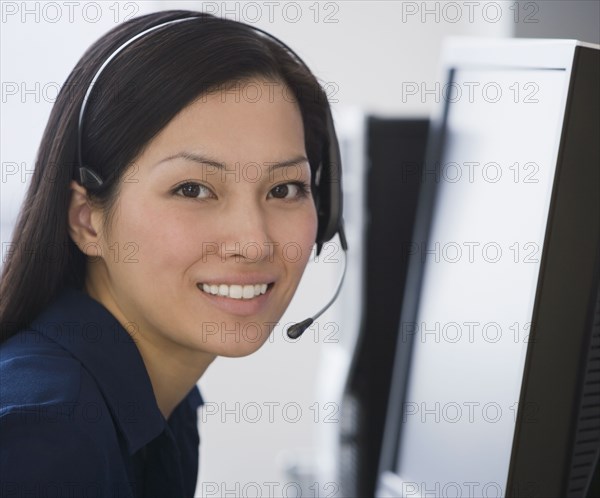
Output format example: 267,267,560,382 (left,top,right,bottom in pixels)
0,328,81,415
0,330,132,495
0,406,126,496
